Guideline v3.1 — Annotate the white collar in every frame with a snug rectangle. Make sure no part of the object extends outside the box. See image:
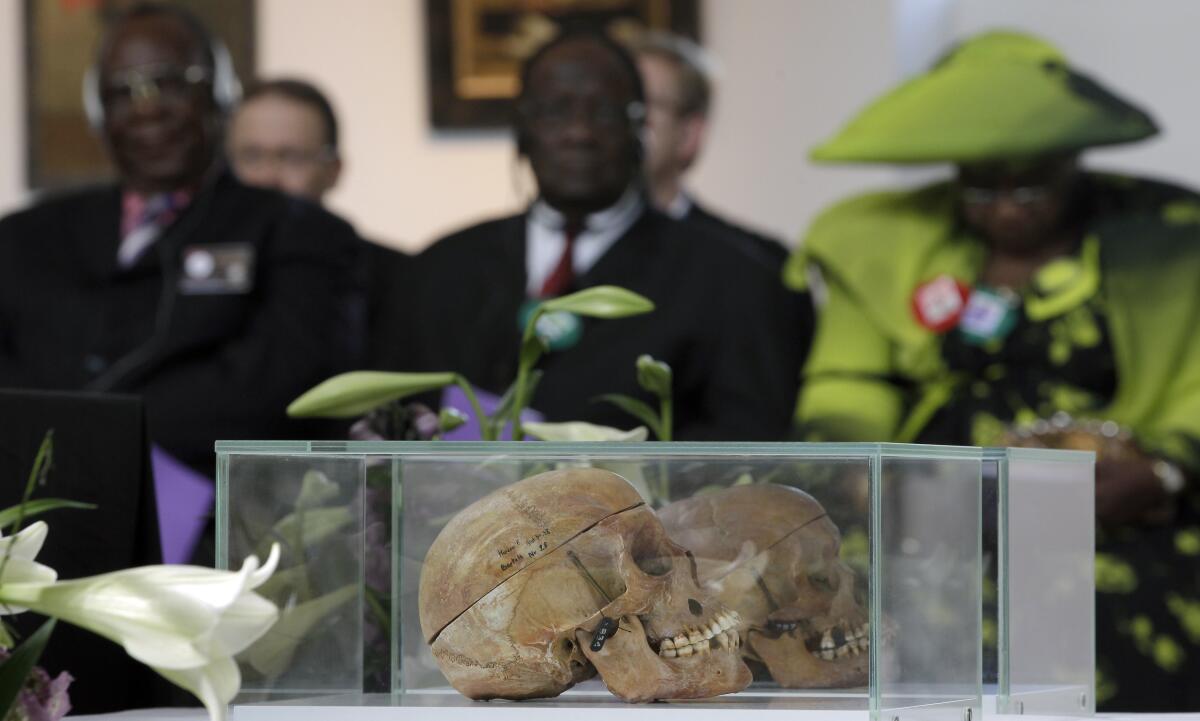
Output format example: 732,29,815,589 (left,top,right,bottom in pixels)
526,187,645,296
665,190,692,220
528,186,644,233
